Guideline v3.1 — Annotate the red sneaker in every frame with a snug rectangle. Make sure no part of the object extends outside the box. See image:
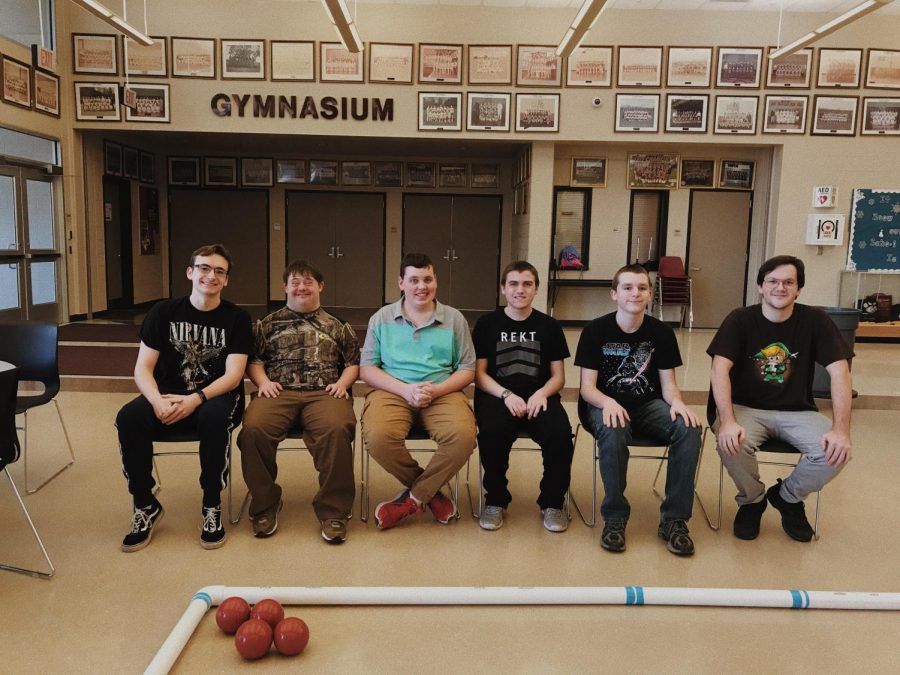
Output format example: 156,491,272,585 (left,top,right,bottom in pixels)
374,490,421,530
428,491,458,524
